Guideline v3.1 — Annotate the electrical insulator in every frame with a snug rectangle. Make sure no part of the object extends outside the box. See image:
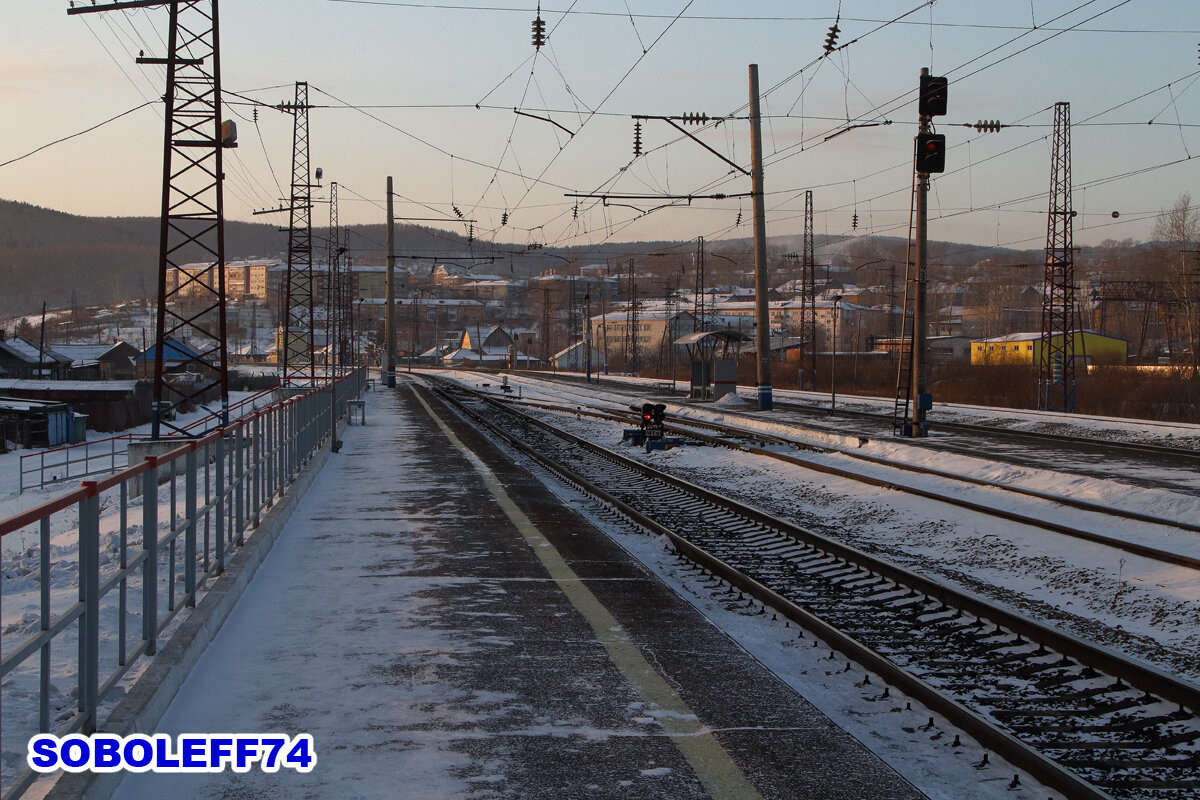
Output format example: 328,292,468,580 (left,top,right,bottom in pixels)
735,211,742,226
532,15,546,49
974,119,1001,133
252,107,258,123
501,211,509,226
467,223,474,245
681,112,709,125
852,213,859,229
633,120,643,156
453,205,464,219
824,23,840,53
572,203,579,220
